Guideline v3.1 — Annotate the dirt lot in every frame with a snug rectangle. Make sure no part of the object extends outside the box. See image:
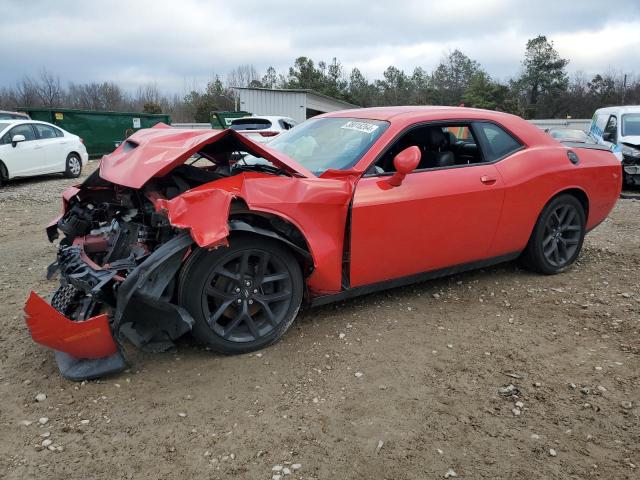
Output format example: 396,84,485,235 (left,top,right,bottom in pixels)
0,162,638,480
